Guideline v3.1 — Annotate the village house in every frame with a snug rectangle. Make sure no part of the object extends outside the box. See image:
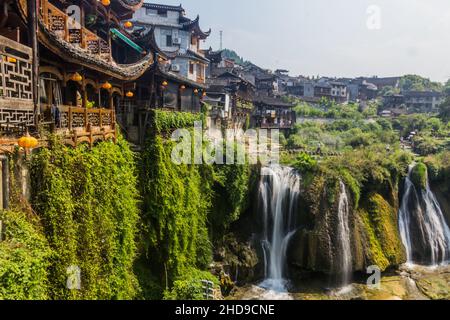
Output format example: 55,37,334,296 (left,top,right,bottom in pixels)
204,50,255,130
204,71,255,130
1,0,156,149
110,2,212,144
252,94,296,131
330,81,348,103
313,82,332,99
132,3,210,85
403,91,444,113
382,91,443,115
